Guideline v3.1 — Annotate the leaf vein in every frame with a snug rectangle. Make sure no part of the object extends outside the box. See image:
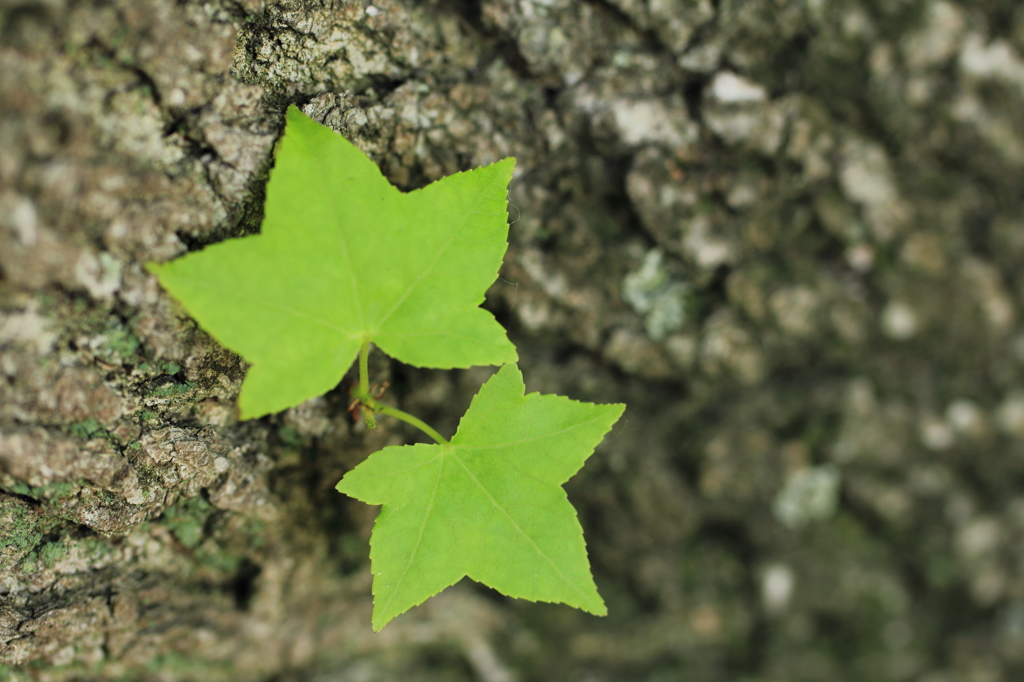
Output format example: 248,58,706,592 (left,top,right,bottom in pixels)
377,453,446,619
312,141,367,331
193,285,354,337
455,414,610,451
450,451,592,604
371,171,507,335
